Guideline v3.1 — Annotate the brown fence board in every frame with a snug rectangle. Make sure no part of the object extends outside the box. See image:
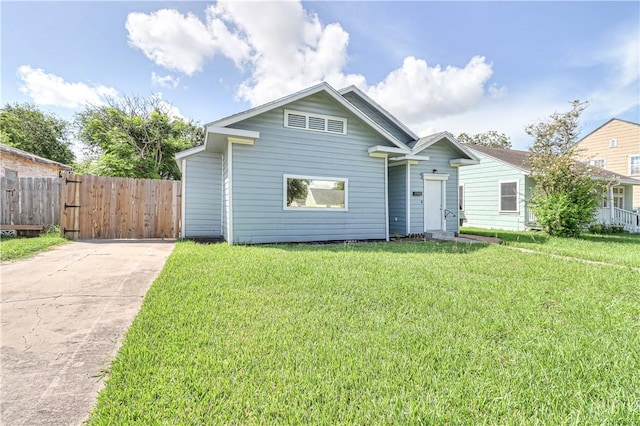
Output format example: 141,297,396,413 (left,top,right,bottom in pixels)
0,177,61,226
59,174,181,240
